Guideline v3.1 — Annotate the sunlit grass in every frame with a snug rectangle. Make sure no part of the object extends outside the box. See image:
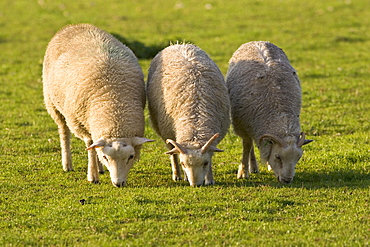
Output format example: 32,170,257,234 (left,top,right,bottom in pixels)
0,0,369,246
